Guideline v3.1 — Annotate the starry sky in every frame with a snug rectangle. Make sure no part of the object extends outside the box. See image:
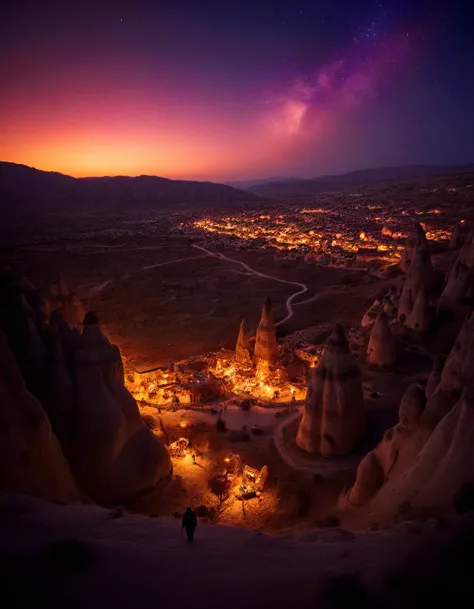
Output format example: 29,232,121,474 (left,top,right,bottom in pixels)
1,0,473,181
